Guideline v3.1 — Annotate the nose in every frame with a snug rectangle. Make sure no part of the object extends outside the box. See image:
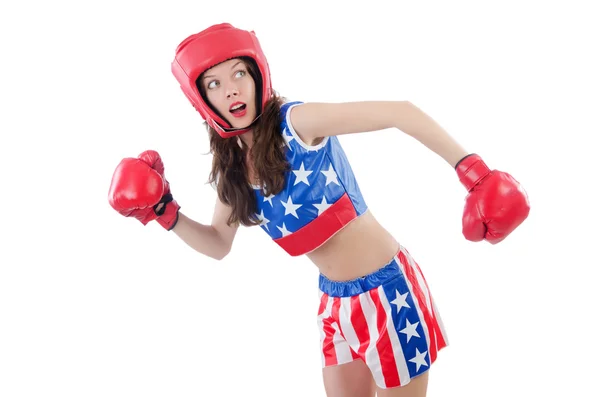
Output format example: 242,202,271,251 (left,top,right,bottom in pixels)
225,85,239,99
